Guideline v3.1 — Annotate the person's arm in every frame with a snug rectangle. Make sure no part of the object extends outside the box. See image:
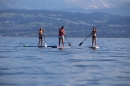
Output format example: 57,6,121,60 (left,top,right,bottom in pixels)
91,31,93,35
42,29,45,32
63,30,65,35
96,30,98,33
